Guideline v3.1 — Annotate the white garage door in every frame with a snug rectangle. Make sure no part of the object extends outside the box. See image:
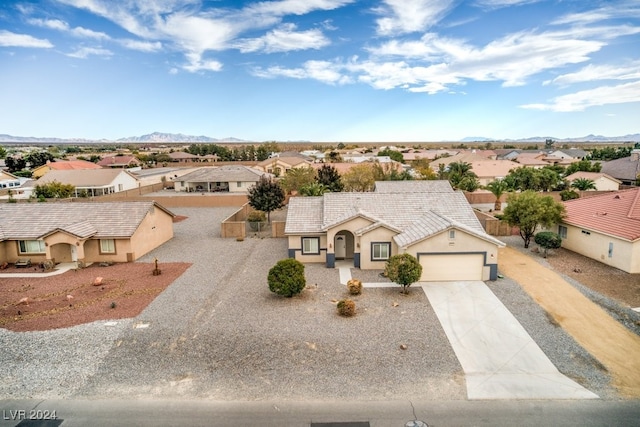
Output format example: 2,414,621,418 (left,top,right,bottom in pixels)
419,254,484,281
